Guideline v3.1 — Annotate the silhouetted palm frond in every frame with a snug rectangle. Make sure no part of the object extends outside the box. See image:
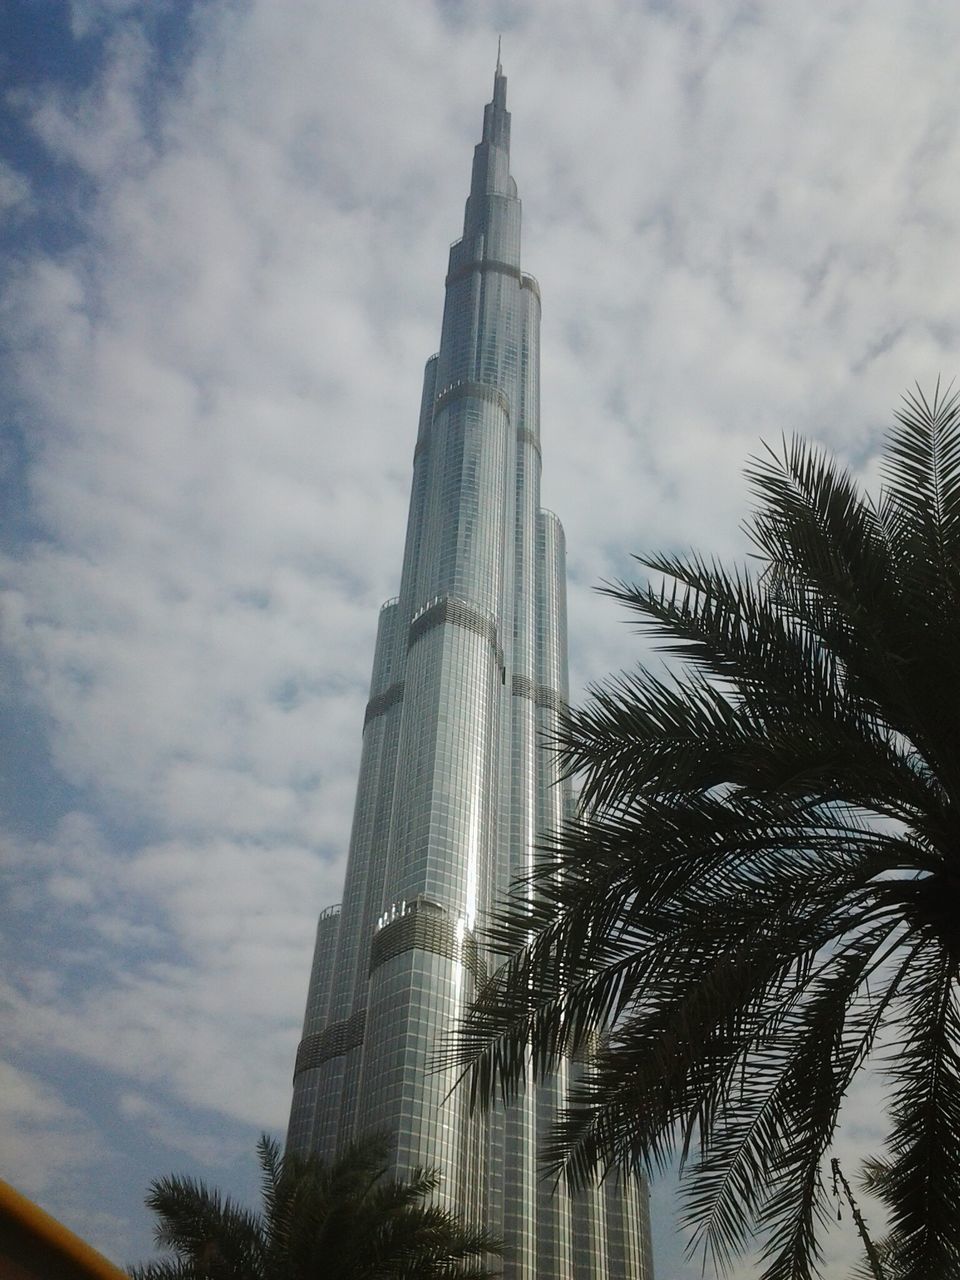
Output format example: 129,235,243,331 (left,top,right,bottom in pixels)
132,1132,500,1279
453,385,960,1279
